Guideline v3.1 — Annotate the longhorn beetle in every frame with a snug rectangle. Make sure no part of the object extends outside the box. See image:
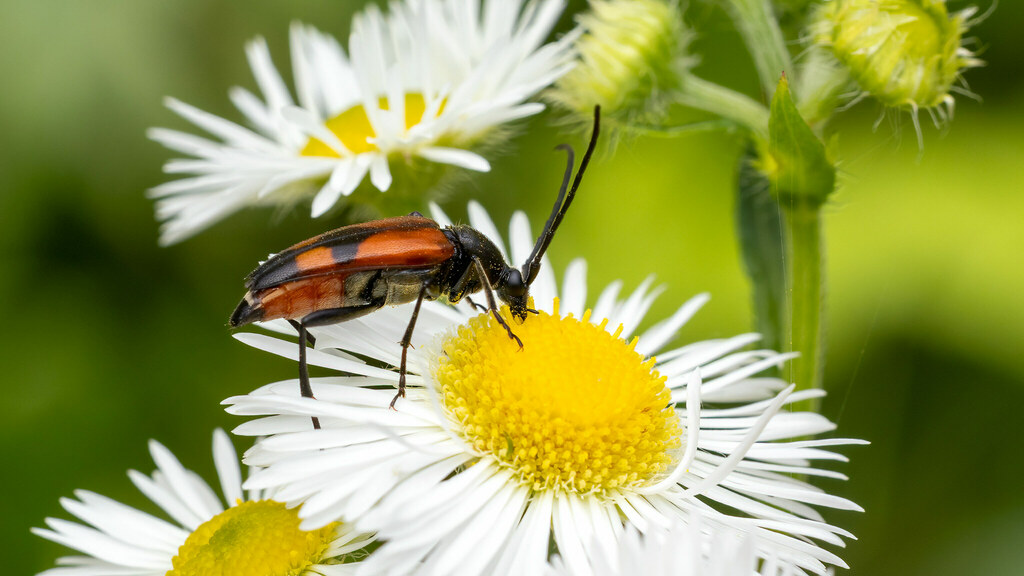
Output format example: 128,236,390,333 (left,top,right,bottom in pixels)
230,107,600,426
